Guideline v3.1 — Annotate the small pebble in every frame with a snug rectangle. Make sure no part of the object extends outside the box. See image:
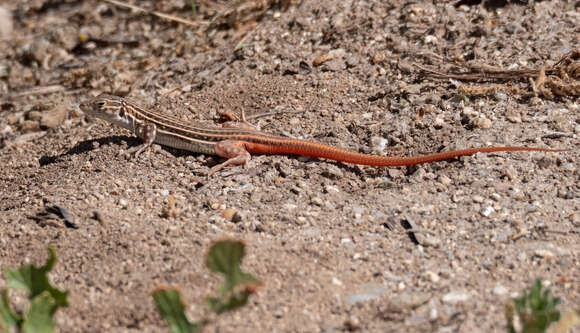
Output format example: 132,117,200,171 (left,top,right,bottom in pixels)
282,203,297,211
506,113,522,123
324,185,340,194
438,175,451,186
562,163,576,172
288,117,300,126
340,238,352,244
472,117,492,129
441,291,470,304
384,292,431,313
370,136,388,154
420,235,441,248
433,117,445,129
310,197,323,206
312,53,334,67
493,285,508,296
344,316,360,331
222,208,242,223
534,249,555,259
346,284,389,306
0,6,13,38
429,306,438,321
27,111,42,121
424,35,437,44
324,164,344,178
40,102,68,129
494,92,508,101
424,271,440,283
118,198,128,209
480,206,495,217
